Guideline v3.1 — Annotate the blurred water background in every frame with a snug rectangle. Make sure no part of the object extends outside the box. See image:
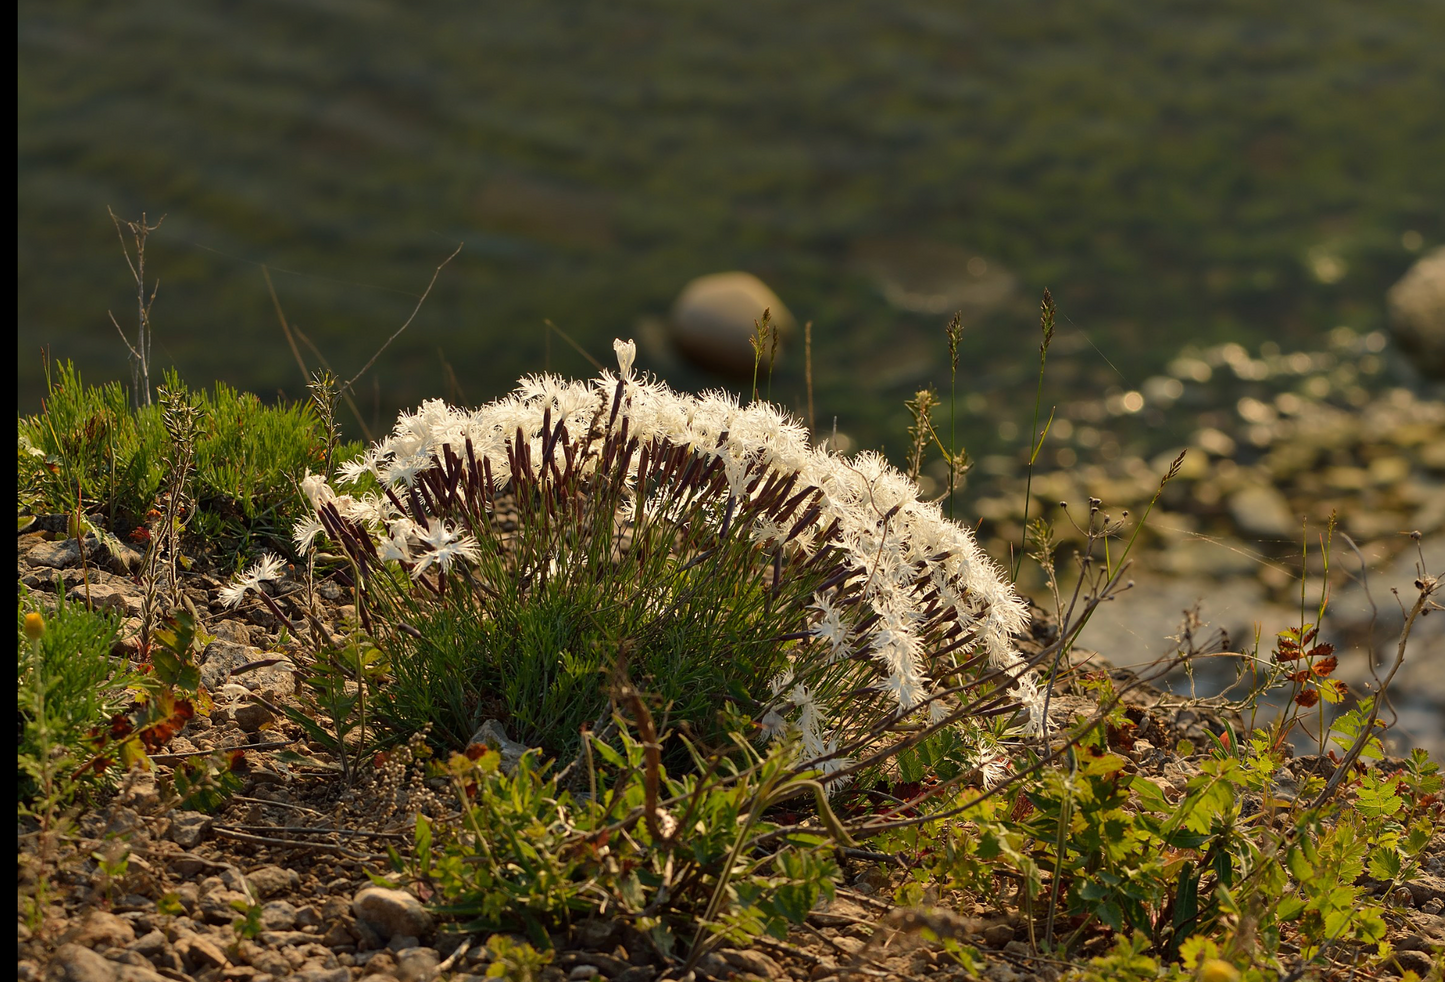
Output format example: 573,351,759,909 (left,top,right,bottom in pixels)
18,1,1444,456
18,2,1445,753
